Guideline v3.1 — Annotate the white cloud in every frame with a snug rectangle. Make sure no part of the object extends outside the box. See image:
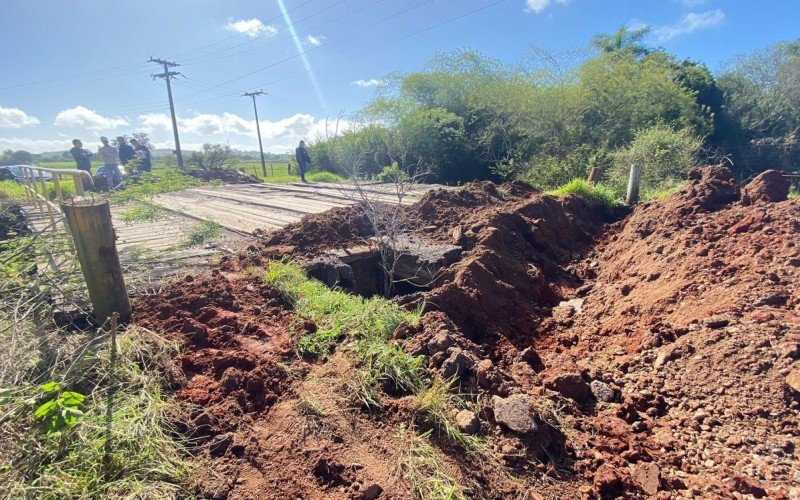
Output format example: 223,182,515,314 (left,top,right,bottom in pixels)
524,0,571,14
137,113,173,133
351,79,383,88
654,9,725,41
0,137,70,153
0,106,40,128
306,35,324,46
224,18,279,38
54,106,128,131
